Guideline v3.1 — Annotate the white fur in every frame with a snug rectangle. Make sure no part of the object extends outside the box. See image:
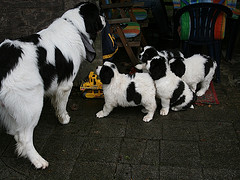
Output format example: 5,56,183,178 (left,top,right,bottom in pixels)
180,54,217,96
0,3,105,169
138,46,217,96
143,57,196,116
96,62,156,122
